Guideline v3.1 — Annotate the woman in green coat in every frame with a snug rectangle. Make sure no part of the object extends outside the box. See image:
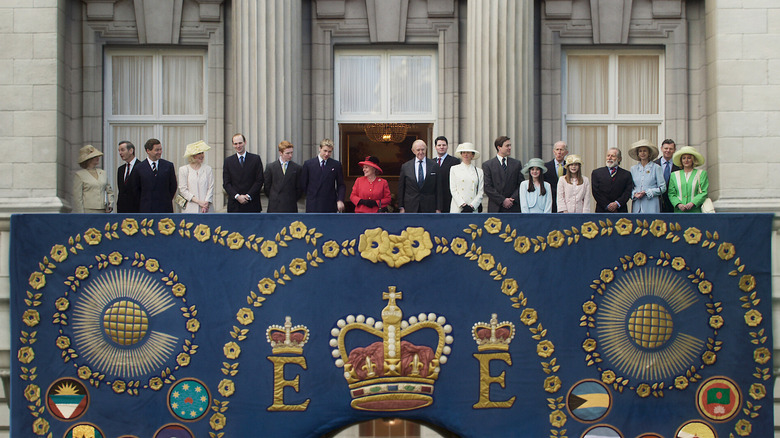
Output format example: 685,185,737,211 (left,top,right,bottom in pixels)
667,146,708,213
